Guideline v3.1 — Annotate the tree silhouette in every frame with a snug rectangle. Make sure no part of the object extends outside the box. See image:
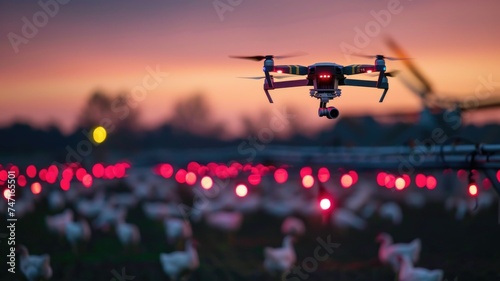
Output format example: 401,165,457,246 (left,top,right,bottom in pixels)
77,90,140,133
169,93,226,137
